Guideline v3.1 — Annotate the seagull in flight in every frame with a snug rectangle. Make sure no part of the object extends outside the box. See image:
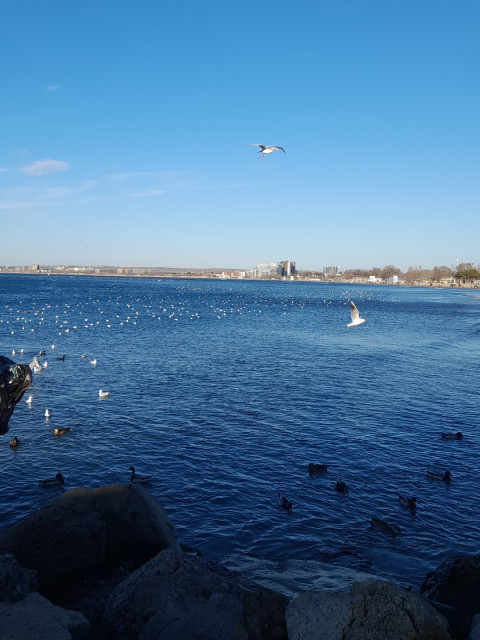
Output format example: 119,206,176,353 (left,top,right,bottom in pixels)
249,144,285,157
347,301,366,327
